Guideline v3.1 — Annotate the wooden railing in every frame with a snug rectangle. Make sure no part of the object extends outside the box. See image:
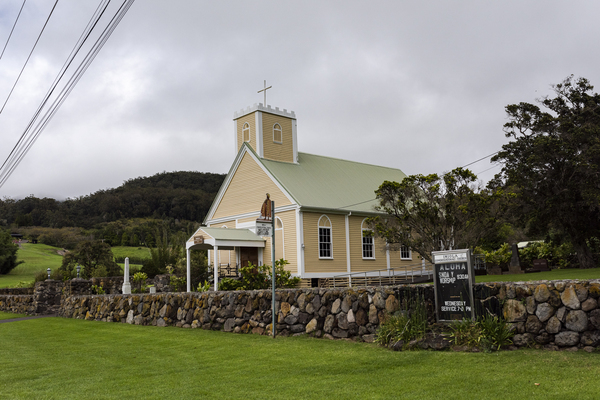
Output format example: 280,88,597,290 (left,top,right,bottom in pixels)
327,262,434,288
